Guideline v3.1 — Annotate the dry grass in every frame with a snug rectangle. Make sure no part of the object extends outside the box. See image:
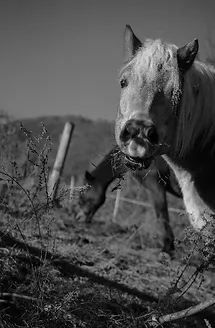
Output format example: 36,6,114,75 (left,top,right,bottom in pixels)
0,119,214,328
